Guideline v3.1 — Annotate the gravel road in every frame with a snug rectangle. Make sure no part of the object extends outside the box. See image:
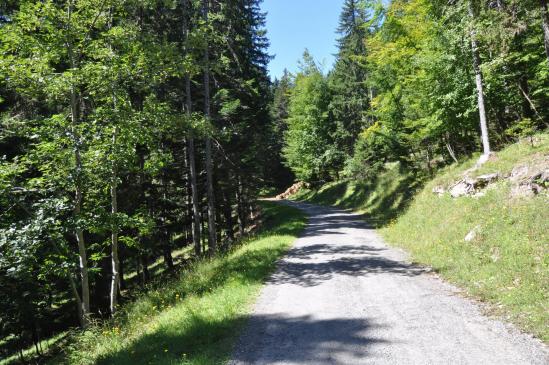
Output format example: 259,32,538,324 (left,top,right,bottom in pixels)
229,201,548,365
